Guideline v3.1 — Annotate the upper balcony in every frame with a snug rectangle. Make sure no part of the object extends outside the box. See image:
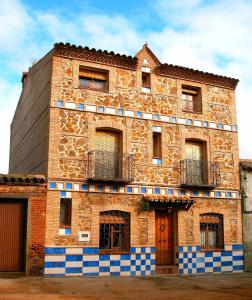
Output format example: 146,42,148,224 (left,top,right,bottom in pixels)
180,159,220,189
87,150,134,184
